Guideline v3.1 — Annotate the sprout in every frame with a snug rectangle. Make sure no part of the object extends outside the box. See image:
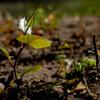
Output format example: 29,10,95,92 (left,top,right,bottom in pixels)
74,57,96,72
17,17,32,34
